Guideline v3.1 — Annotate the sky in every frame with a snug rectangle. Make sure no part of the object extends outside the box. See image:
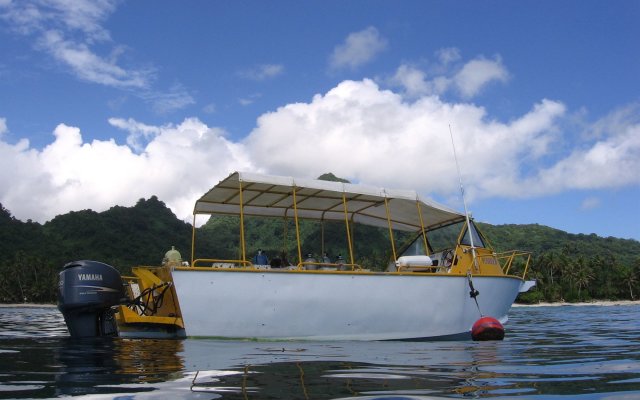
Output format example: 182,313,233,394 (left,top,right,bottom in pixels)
0,0,639,240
